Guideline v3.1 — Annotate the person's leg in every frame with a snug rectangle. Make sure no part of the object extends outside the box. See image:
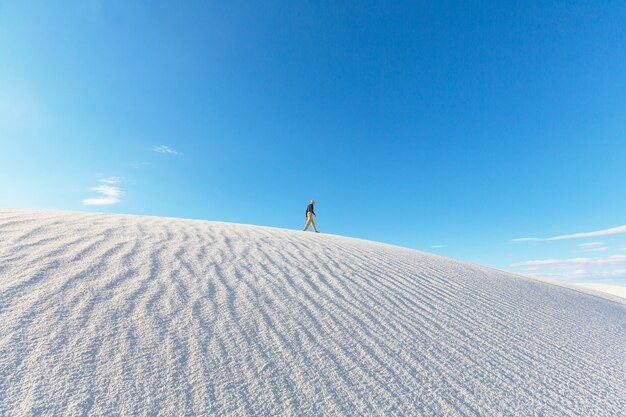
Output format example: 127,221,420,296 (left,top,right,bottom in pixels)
303,213,312,231
311,217,318,232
